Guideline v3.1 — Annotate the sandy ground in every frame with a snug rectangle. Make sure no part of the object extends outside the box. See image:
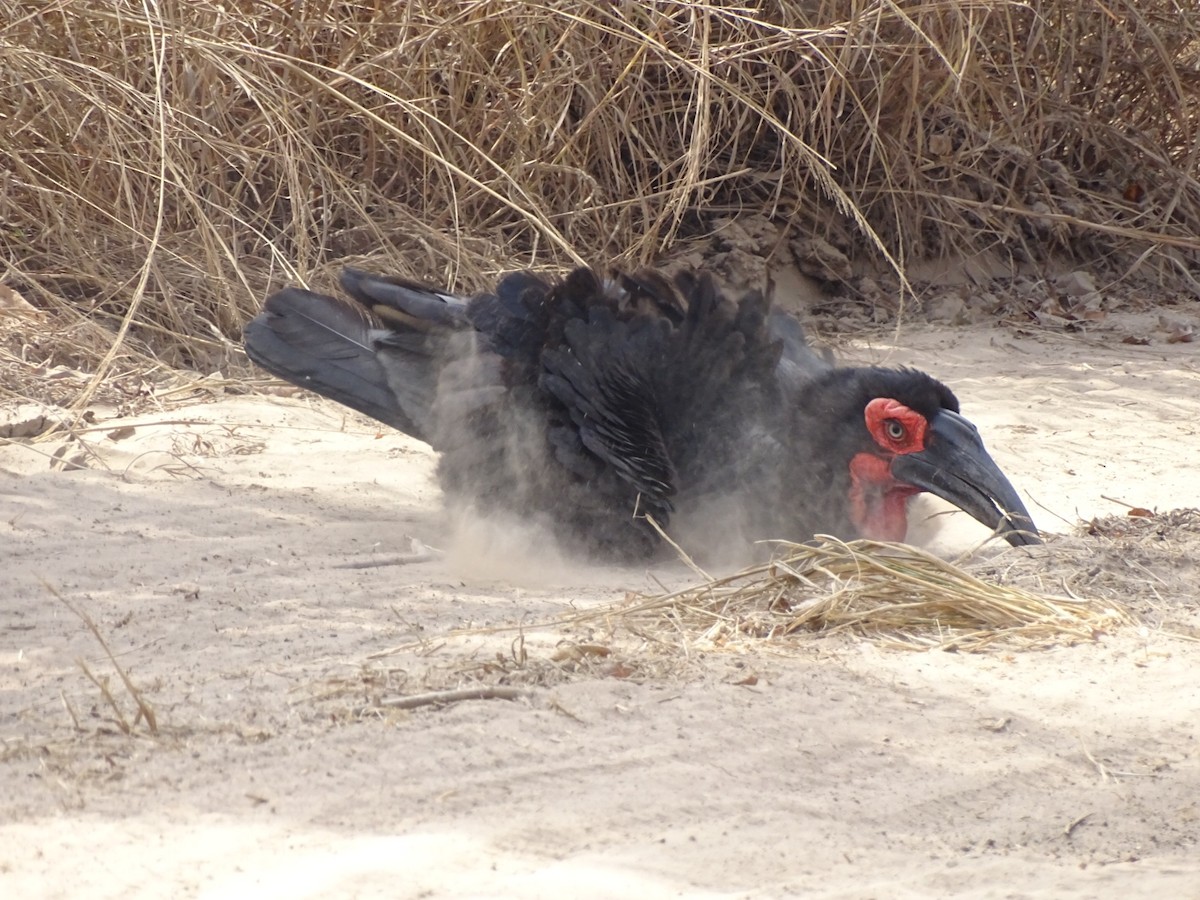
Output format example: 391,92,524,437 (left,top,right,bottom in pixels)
3,317,1199,899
